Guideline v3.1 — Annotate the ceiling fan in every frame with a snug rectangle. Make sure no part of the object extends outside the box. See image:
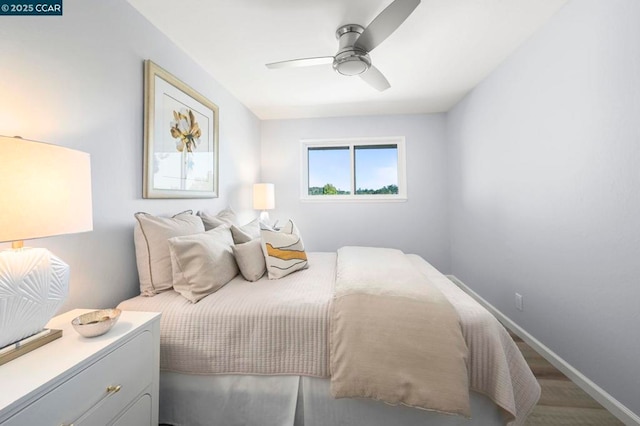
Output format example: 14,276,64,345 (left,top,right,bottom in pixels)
265,0,421,92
